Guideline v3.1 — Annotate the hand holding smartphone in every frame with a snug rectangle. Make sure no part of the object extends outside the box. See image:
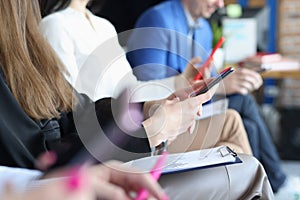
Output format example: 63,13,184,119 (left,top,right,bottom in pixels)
190,67,235,97
194,37,226,80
